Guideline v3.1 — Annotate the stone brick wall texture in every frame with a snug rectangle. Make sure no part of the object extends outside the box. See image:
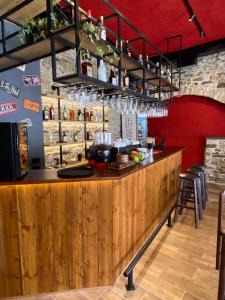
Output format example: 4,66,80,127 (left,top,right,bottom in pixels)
174,51,225,104
205,139,225,185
